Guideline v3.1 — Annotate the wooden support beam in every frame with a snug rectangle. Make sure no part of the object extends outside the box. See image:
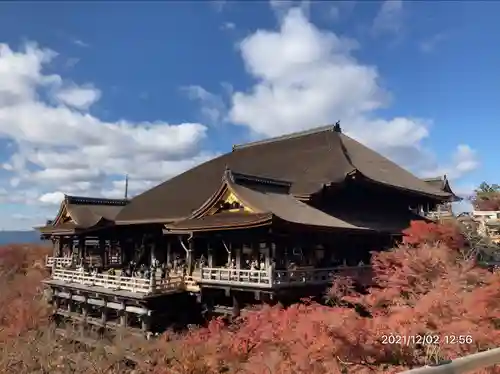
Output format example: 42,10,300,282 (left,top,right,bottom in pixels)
101,297,108,329
53,291,151,315
67,290,73,312
80,295,88,336
232,294,240,318
141,315,152,339
119,301,128,327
